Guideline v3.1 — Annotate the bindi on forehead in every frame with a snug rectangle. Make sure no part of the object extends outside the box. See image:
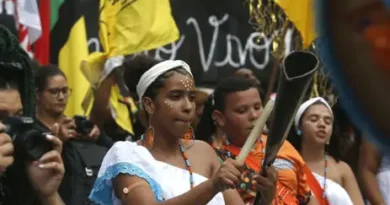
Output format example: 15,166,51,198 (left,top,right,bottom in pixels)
179,76,194,91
